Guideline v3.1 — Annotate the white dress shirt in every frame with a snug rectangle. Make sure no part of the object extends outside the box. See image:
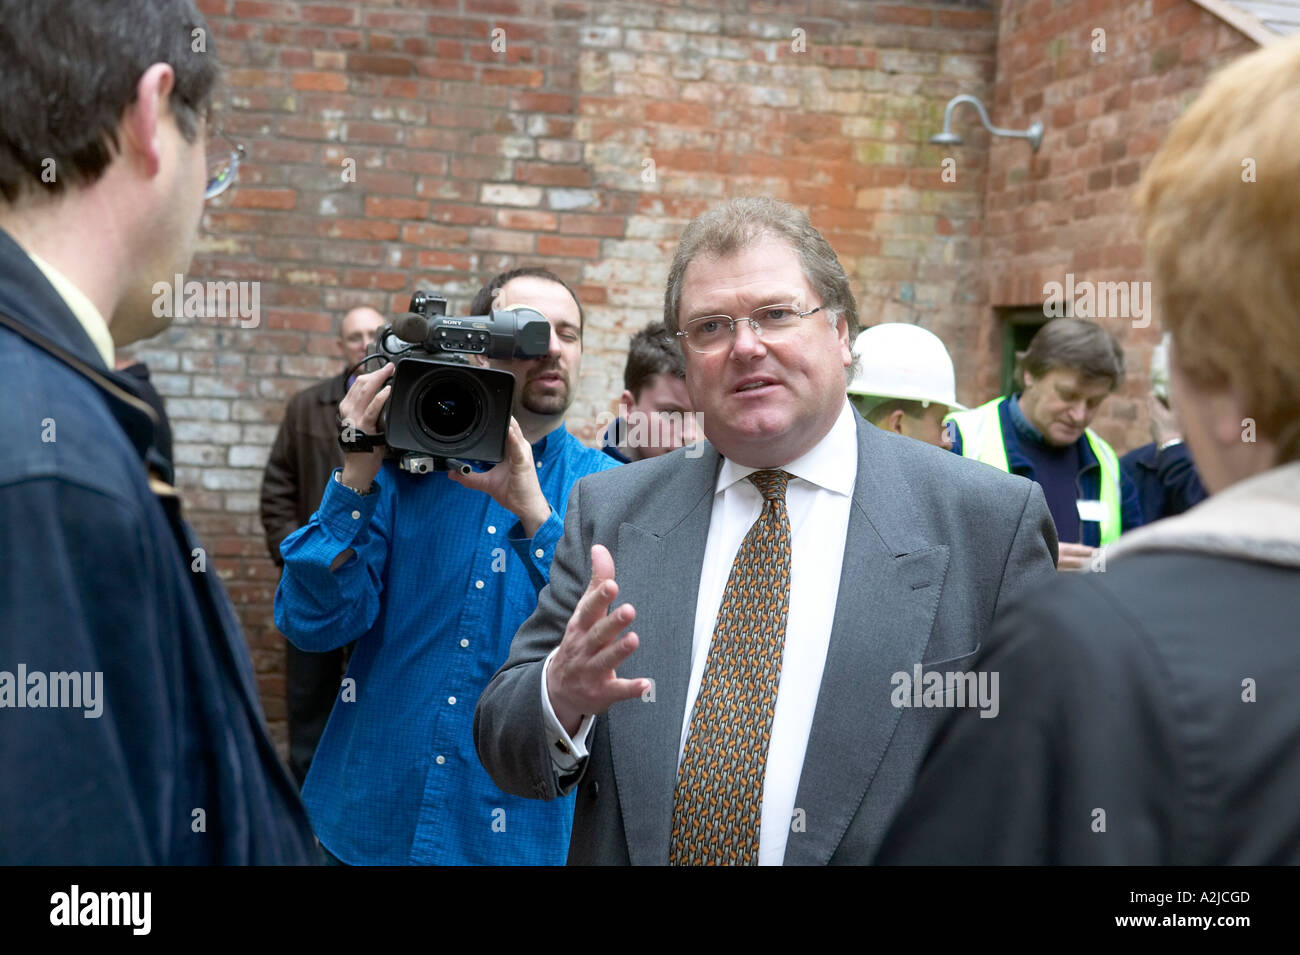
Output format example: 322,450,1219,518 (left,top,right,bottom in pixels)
543,399,857,865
